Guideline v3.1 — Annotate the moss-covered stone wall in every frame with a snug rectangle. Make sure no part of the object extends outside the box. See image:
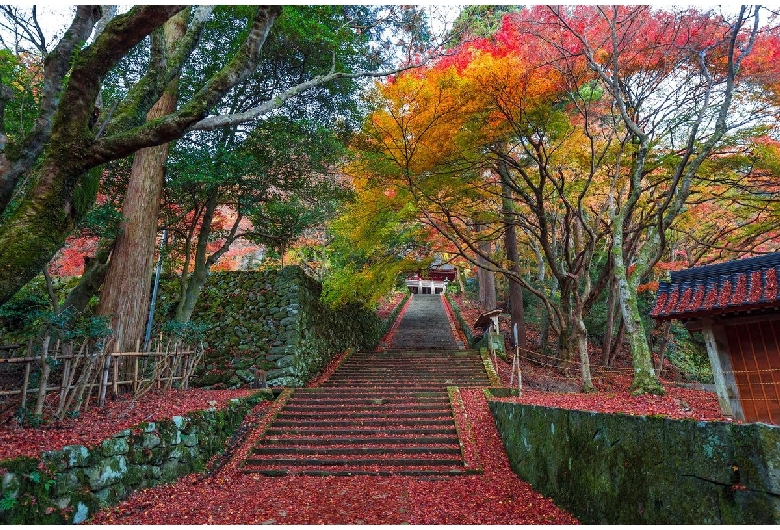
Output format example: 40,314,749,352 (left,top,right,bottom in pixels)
488,397,780,524
0,390,272,525
190,266,382,388
445,293,476,347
